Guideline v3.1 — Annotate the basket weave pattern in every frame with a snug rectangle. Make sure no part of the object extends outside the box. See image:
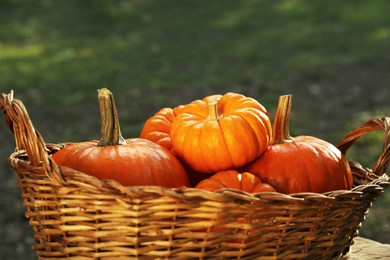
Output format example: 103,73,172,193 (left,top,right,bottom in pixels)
1,91,389,259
